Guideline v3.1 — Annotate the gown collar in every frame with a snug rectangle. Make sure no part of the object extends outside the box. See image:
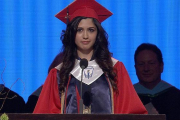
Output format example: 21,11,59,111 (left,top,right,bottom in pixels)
70,59,103,85
134,80,172,95
55,57,118,85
